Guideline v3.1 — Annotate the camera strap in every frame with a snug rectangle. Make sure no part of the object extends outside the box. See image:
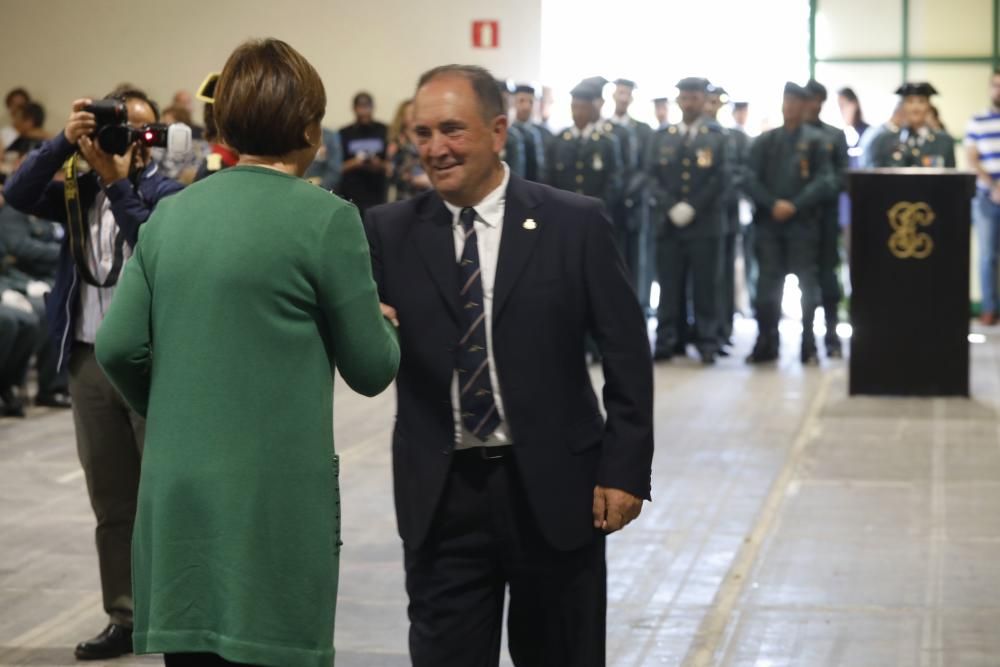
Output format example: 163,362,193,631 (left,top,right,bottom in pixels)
63,153,127,288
